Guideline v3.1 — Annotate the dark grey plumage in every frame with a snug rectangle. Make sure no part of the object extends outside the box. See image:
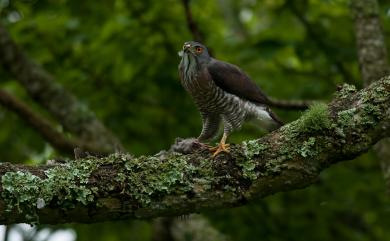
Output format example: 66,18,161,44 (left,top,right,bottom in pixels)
178,41,282,155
